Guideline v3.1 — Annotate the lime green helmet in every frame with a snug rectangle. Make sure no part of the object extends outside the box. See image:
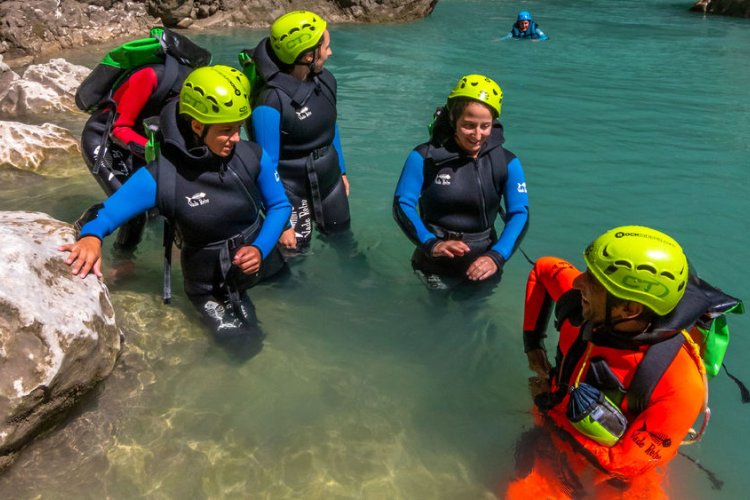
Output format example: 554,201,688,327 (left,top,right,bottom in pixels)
447,74,503,118
270,10,327,65
179,65,251,124
583,226,689,316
